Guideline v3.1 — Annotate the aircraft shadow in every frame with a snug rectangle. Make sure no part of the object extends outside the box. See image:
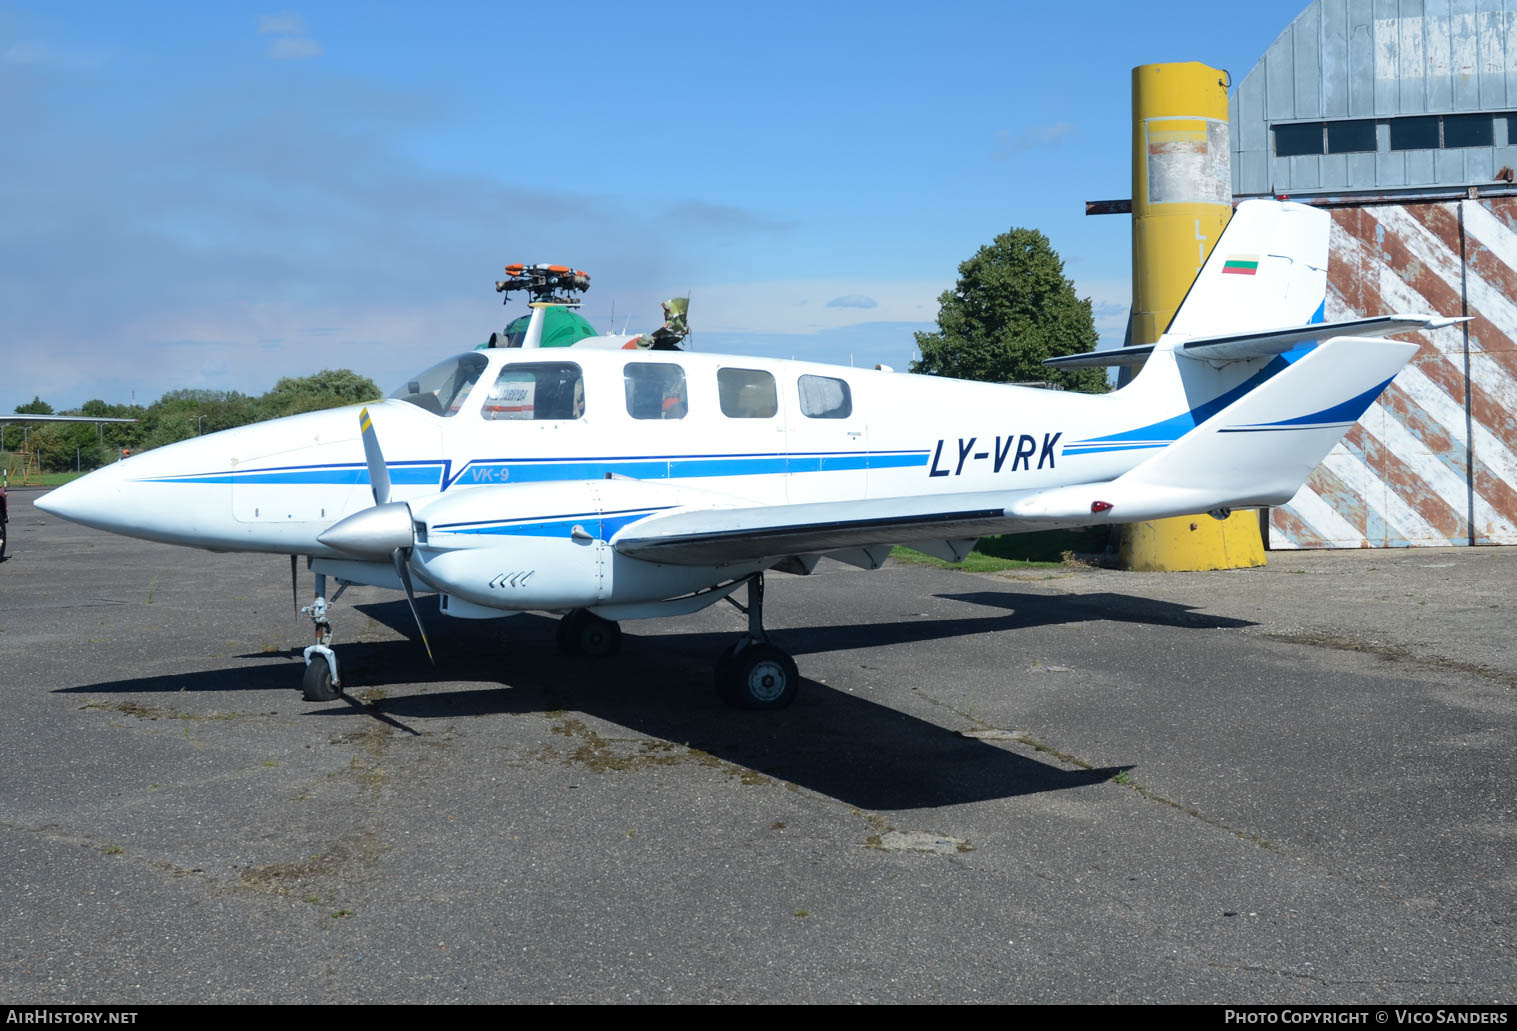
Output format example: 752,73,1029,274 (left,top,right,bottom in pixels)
306,625,1122,811
935,590,1256,631
49,587,1268,809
